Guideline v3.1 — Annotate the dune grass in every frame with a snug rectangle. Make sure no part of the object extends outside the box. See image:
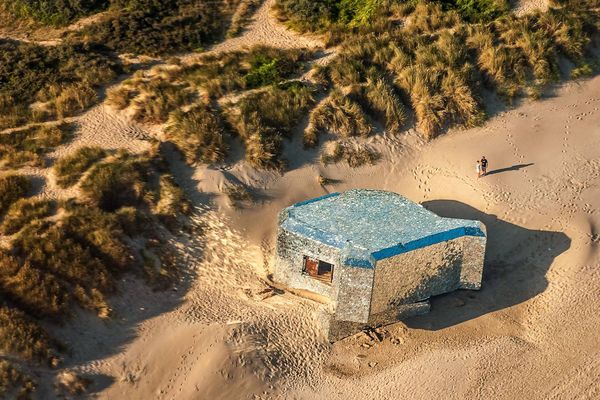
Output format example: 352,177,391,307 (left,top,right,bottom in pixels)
229,81,315,168
183,46,311,97
132,80,195,124
53,146,107,188
320,141,380,167
166,104,229,165
0,40,121,130
0,359,36,398
0,147,191,367
305,90,372,146
0,198,54,235
307,0,600,139
0,123,74,169
0,175,30,215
